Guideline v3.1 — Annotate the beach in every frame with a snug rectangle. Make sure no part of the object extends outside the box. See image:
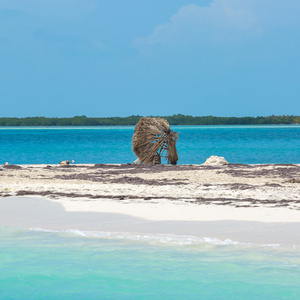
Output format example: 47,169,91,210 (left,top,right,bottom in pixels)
2,1,300,296
1,163,300,245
